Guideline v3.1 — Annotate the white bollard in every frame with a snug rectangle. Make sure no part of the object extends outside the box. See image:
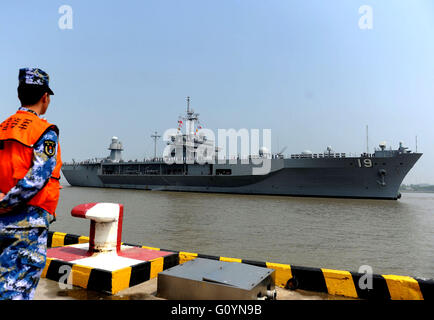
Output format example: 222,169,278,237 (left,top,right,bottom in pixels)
71,203,124,254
